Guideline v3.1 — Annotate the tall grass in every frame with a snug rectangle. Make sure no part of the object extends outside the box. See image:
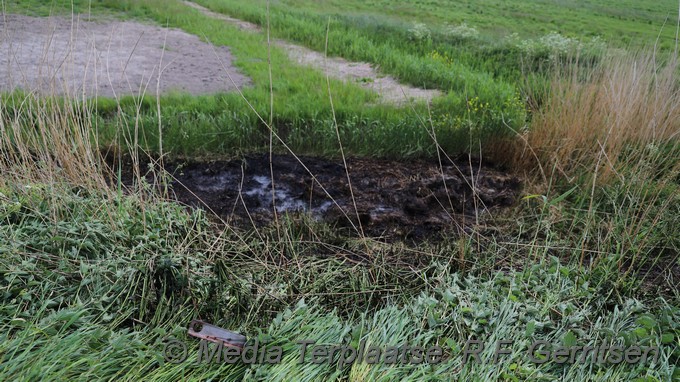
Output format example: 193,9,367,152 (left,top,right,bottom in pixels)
501,50,680,292
0,92,107,190
513,51,679,185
